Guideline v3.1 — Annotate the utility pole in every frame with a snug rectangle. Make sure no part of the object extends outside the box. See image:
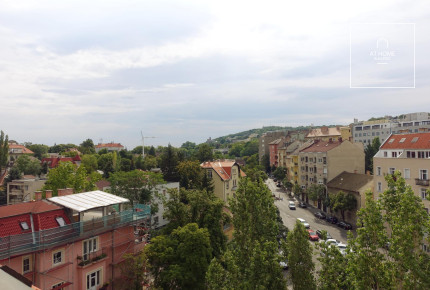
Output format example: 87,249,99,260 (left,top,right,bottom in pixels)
141,131,156,158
